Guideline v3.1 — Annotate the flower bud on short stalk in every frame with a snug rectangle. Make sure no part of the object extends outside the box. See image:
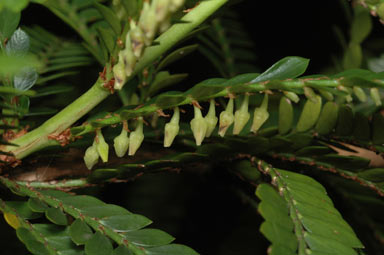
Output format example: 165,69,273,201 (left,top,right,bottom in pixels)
113,55,126,90
164,107,180,147
139,1,158,45
169,0,184,12
204,99,218,137
353,86,367,102
155,0,170,21
233,95,250,135
96,129,109,163
129,21,146,58
129,117,144,155
123,34,137,77
370,87,382,106
283,91,300,103
84,141,99,170
113,121,129,157
218,98,234,137
190,104,207,146
251,94,269,133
